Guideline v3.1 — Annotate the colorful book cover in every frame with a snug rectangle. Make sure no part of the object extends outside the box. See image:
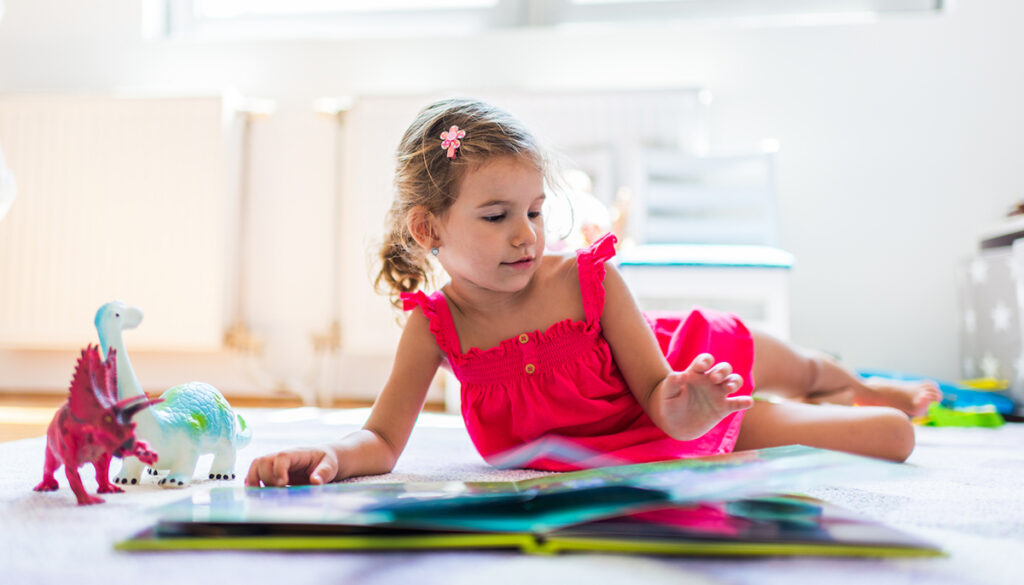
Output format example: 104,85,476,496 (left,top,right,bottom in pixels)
116,445,942,557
